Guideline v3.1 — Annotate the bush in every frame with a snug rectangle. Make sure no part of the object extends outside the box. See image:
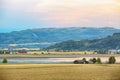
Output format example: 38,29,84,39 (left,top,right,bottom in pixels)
92,58,97,64
73,60,84,64
82,58,86,62
96,58,102,64
2,58,8,63
108,56,116,64
89,58,96,64
41,52,44,54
